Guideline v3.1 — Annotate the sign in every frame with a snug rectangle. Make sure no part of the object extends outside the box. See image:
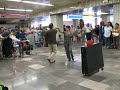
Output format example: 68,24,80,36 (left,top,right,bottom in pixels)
68,15,83,19
0,14,30,18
